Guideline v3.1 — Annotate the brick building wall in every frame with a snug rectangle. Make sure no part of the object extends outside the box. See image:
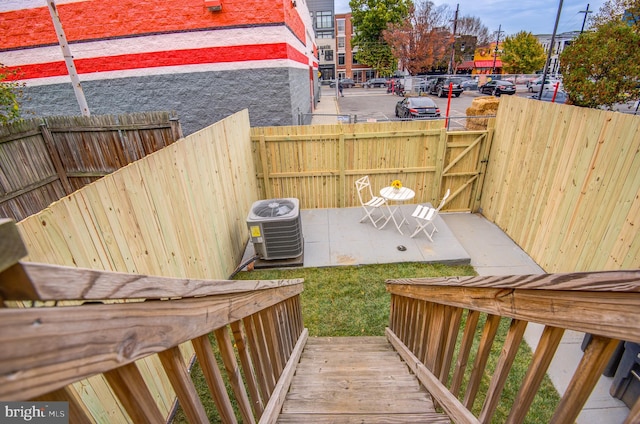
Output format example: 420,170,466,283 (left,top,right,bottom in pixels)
1,0,318,134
